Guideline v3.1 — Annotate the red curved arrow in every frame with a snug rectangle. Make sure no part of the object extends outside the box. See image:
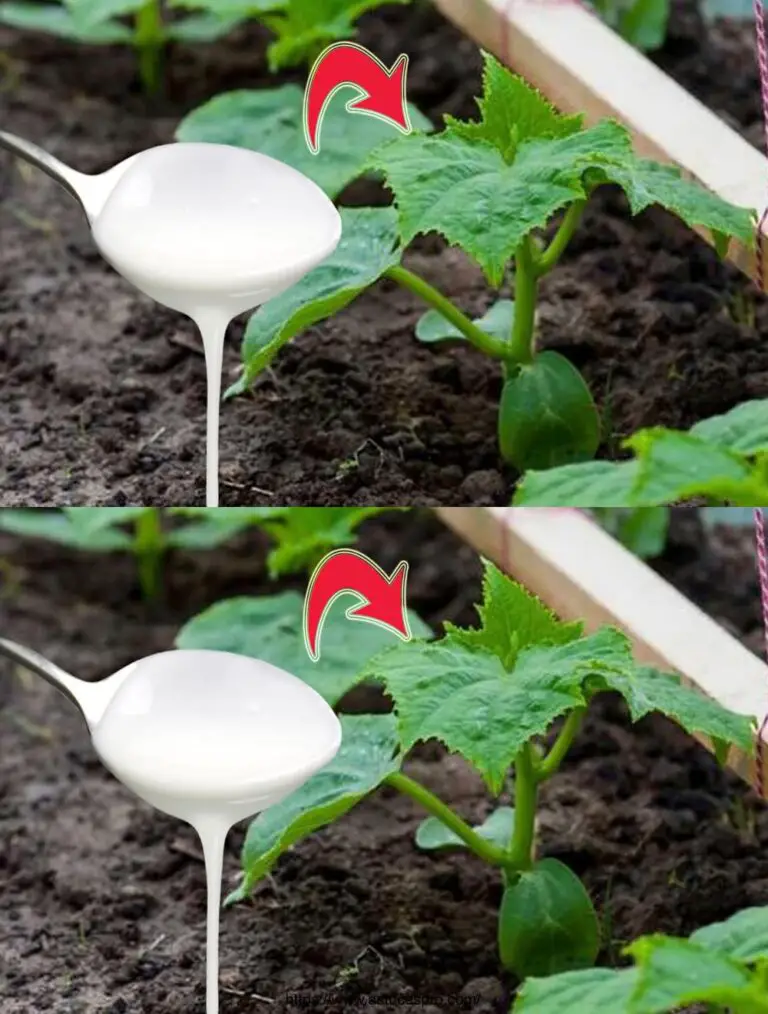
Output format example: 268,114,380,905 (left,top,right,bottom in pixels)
303,42,412,155
303,549,411,661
